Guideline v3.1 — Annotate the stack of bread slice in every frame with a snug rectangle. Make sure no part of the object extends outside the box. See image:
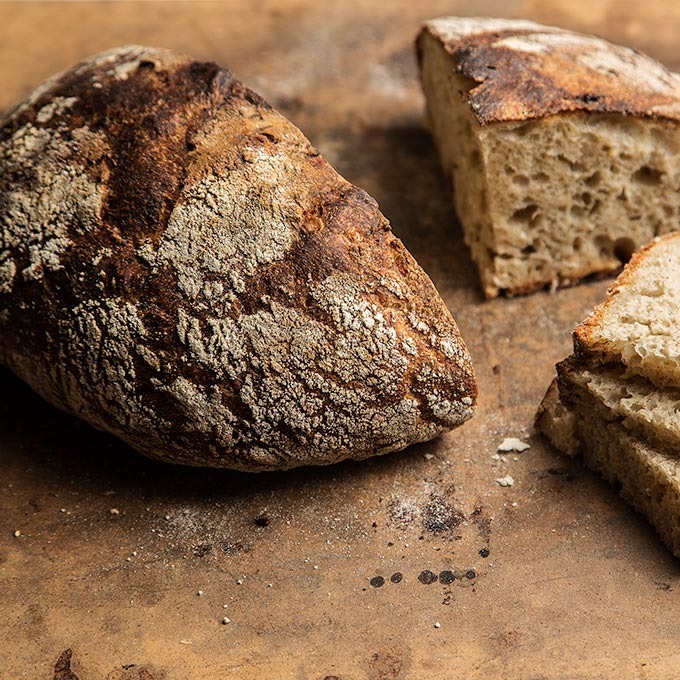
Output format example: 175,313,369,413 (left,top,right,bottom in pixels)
536,233,680,556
